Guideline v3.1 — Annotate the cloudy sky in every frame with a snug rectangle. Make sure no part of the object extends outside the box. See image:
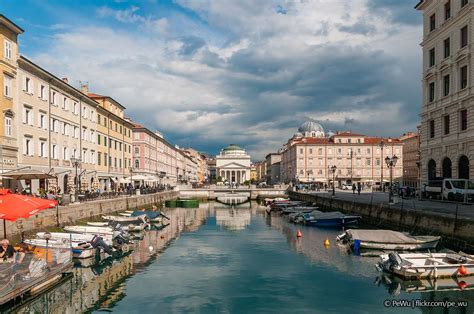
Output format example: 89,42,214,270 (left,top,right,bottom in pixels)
3,0,422,160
